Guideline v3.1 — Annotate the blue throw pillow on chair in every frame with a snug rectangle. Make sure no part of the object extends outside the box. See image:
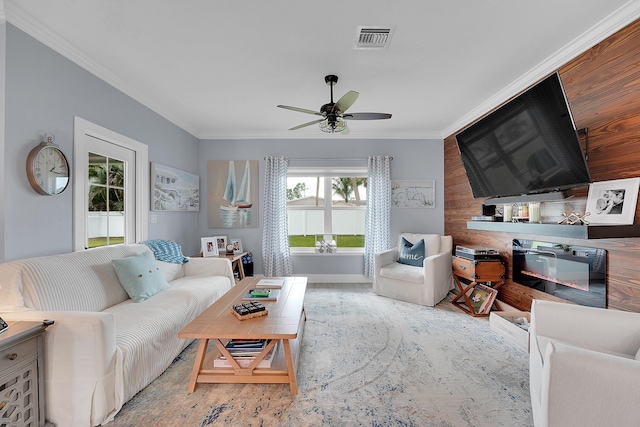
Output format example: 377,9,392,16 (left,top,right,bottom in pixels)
397,237,425,267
